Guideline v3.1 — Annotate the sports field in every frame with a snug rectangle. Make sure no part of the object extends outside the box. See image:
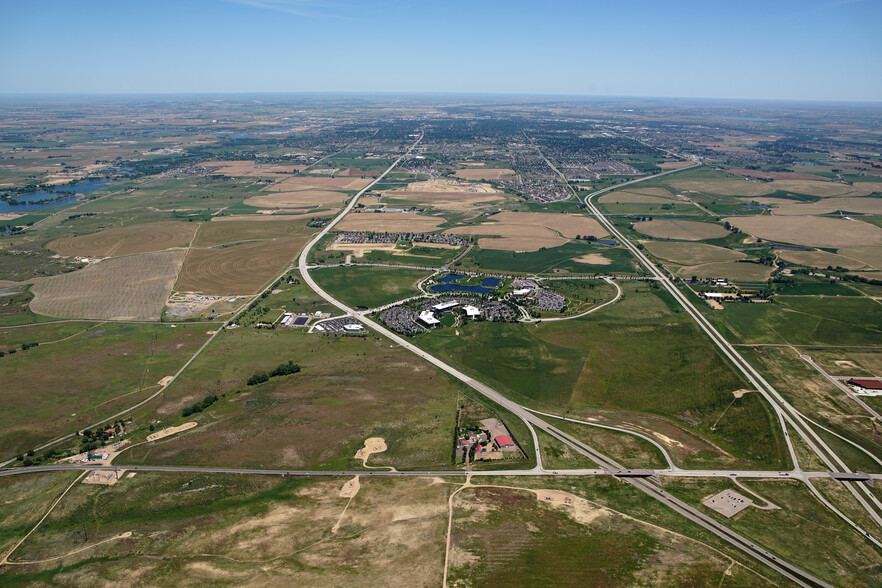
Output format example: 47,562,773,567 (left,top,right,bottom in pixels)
174,237,307,294
30,250,185,320
633,219,729,241
48,221,197,257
